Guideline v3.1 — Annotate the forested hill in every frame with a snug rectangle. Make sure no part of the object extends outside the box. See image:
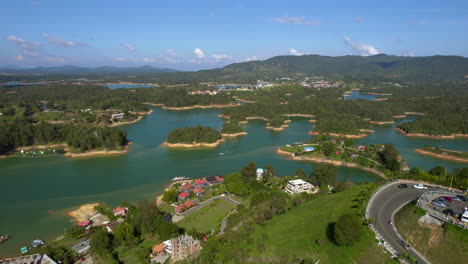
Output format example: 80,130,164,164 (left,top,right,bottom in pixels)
0,65,178,75
160,54,468,83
